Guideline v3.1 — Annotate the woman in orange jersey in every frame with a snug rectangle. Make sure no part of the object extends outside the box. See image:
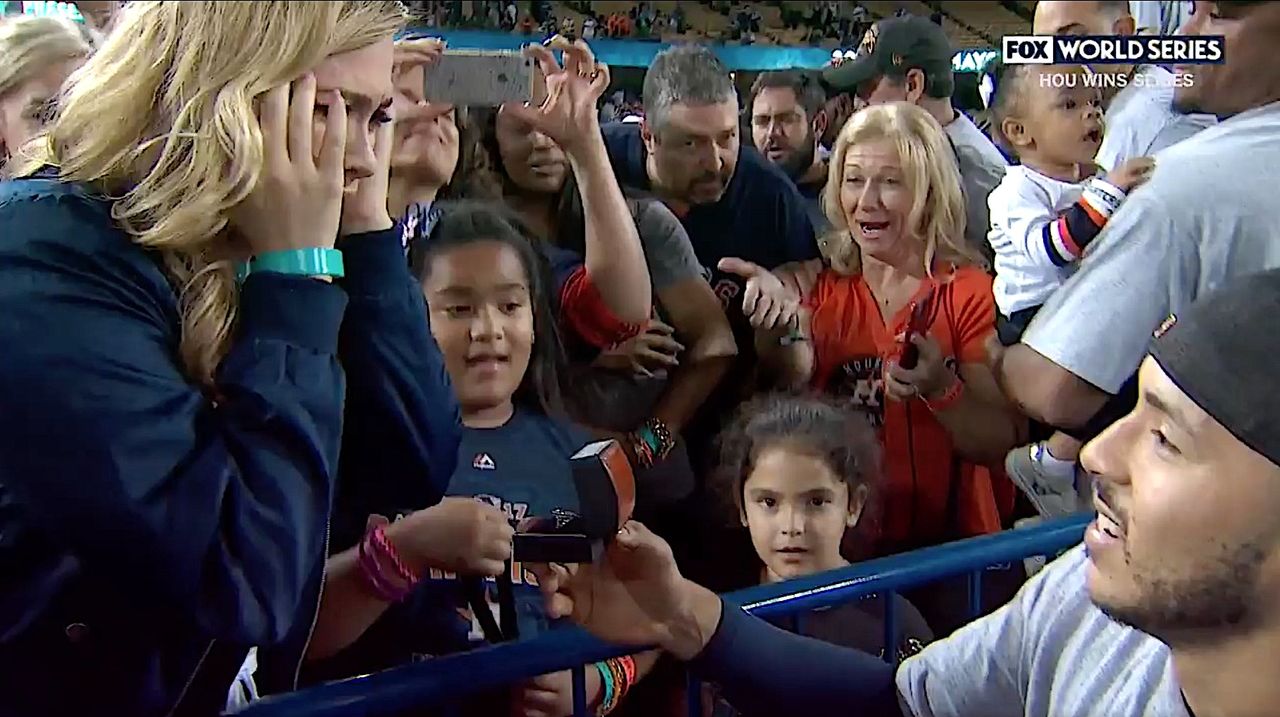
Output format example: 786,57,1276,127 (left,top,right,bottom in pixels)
721,102,1024,561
